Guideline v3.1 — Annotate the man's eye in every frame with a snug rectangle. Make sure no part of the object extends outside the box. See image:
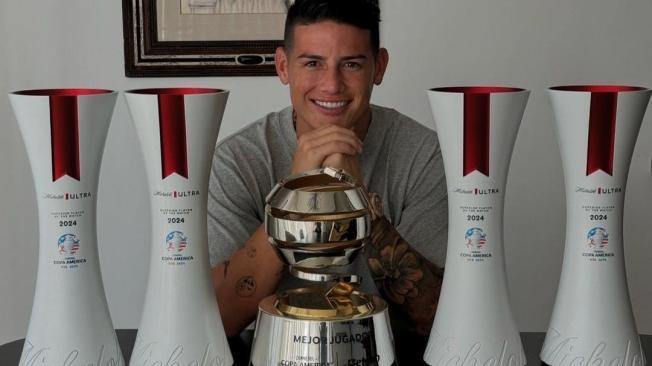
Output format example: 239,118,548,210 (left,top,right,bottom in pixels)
343,62,362,70
304,60,319,68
